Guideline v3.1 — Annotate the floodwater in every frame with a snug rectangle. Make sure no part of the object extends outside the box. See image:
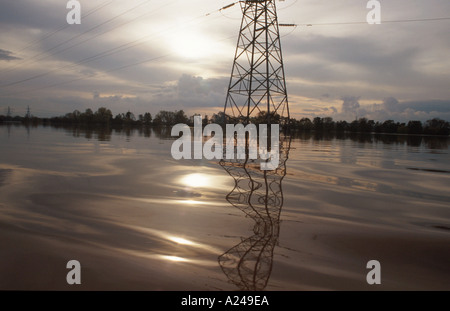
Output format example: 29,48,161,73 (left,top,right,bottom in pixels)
0,124,449,290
